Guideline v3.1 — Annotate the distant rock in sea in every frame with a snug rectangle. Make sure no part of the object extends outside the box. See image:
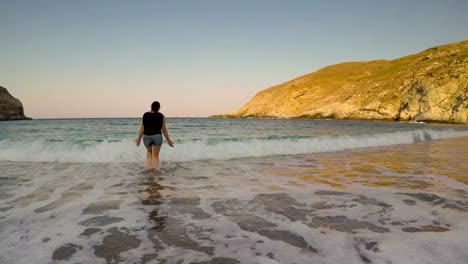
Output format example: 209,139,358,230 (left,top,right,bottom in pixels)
216,40,468,124
0,86,31,121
